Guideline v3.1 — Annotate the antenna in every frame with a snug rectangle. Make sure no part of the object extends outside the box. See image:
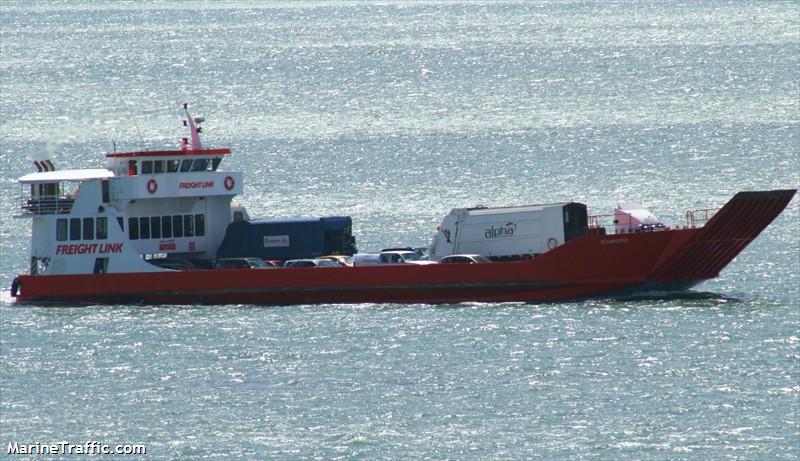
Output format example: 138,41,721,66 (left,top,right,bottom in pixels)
133,119,146,151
